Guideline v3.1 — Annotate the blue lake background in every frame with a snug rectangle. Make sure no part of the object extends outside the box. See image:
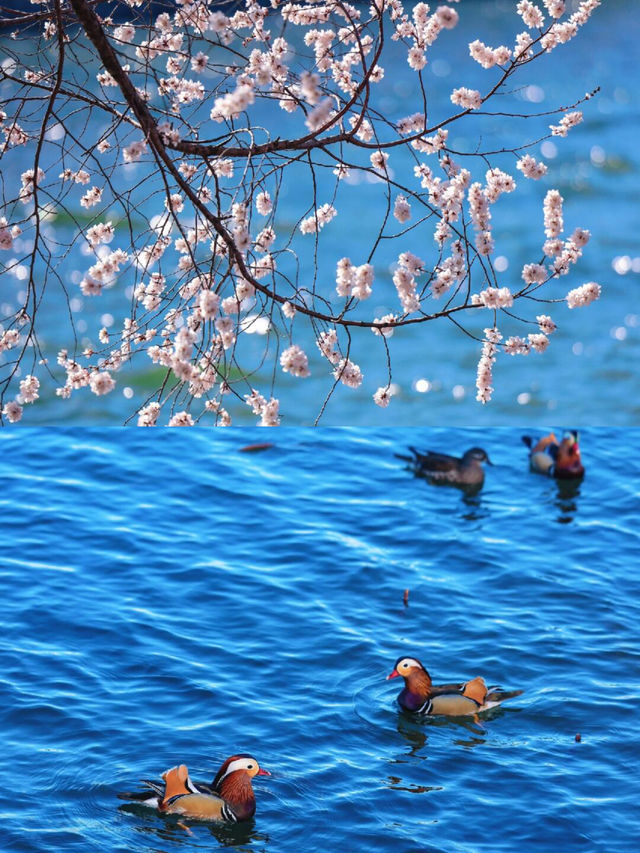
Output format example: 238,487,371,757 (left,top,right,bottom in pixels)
1,427,638,851
1,0,639,425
